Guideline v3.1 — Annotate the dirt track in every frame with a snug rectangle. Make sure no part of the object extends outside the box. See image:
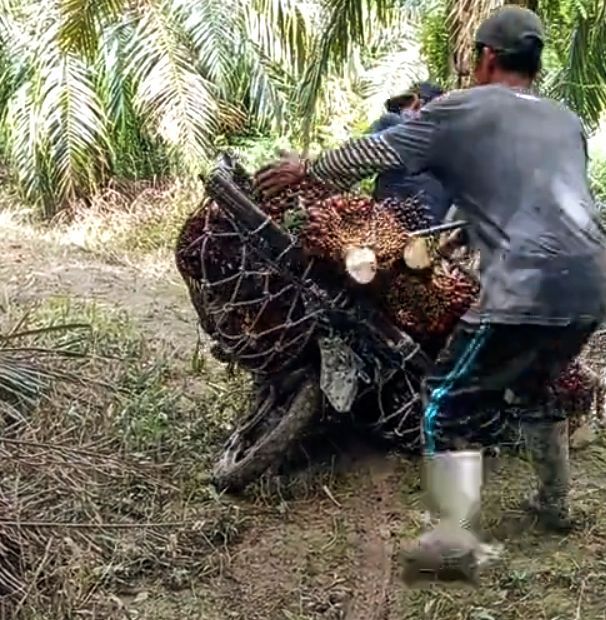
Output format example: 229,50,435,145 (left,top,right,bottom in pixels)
3,223,606,619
